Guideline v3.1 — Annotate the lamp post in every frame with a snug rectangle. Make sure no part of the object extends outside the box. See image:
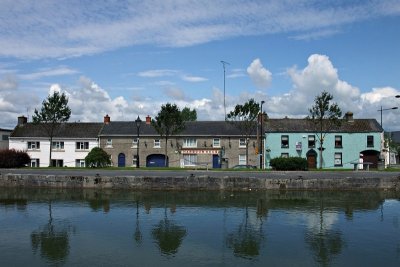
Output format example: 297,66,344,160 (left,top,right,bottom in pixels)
259,100,265,169
377,106,398,129
135,116,142,168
